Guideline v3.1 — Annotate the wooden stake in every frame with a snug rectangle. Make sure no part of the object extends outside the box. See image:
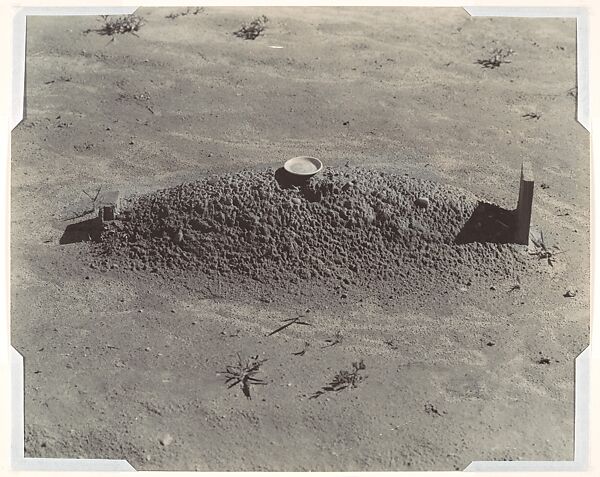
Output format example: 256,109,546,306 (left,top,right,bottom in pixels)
515,162,534,244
